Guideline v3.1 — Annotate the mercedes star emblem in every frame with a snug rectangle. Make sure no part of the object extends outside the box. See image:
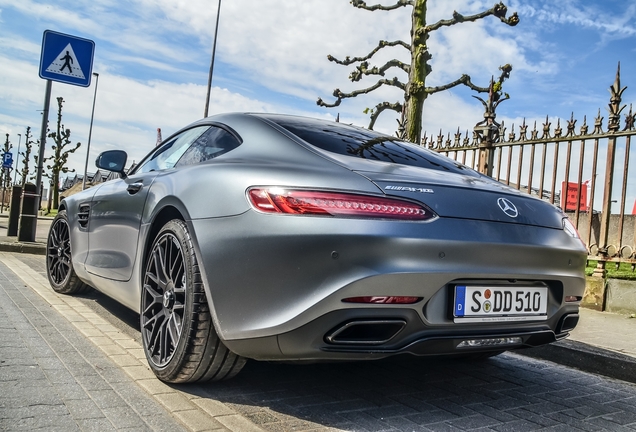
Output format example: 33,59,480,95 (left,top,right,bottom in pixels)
497,197,518,218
